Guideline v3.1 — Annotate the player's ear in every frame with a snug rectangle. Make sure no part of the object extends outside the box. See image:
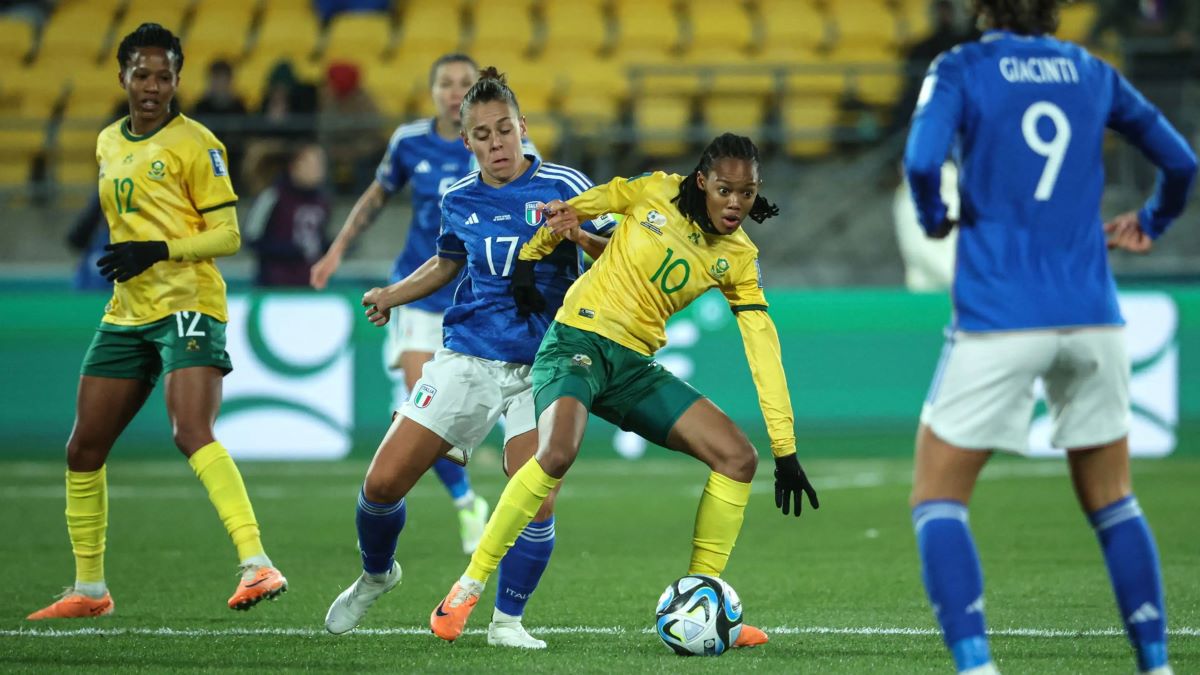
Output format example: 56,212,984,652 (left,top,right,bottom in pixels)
117,67,128,90
518,115,528,138
695,170,706,192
